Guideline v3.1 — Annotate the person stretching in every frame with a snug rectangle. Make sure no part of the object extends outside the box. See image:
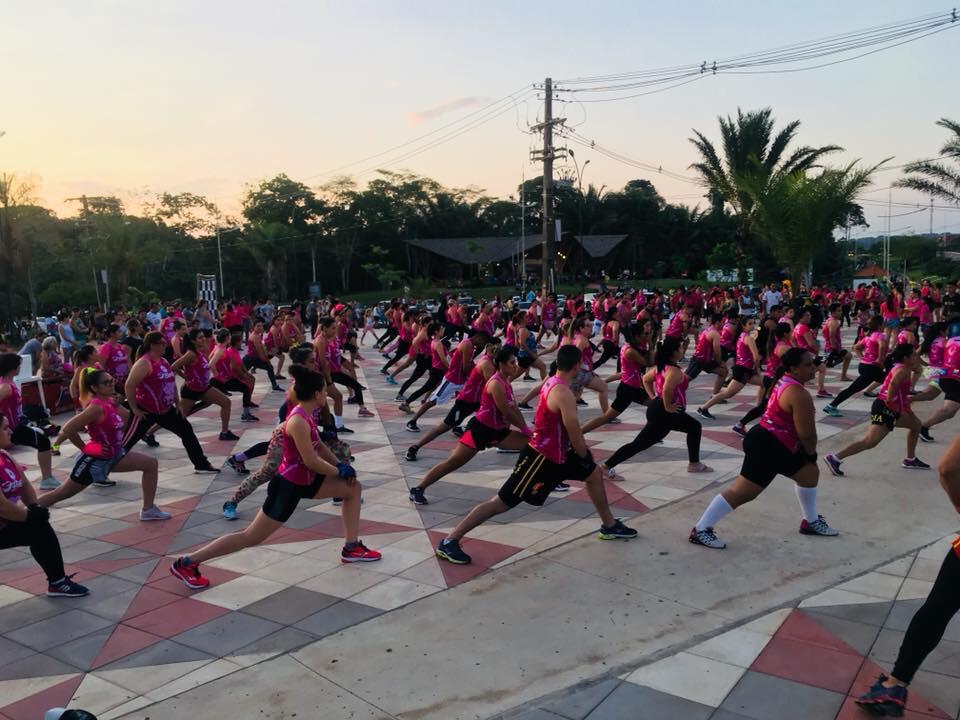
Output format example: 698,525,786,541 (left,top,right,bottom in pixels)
824,316,887,417
209,330,259,423
171,330,238,442
0,353,60,489
919,333,960,442
732,323,792,437
581,324,651,435
697,316,762,420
